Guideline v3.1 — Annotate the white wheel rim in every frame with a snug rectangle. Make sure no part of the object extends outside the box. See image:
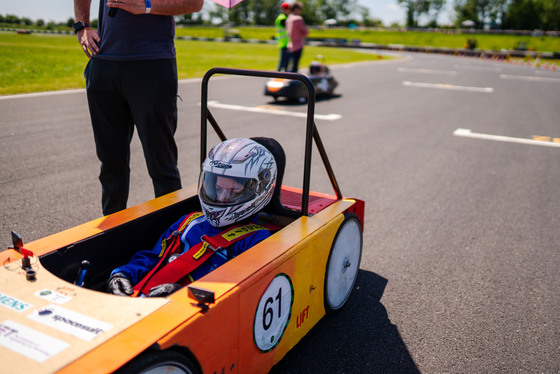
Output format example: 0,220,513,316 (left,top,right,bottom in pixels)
326,218,362,310
142,366,189,374
141,363,192,374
